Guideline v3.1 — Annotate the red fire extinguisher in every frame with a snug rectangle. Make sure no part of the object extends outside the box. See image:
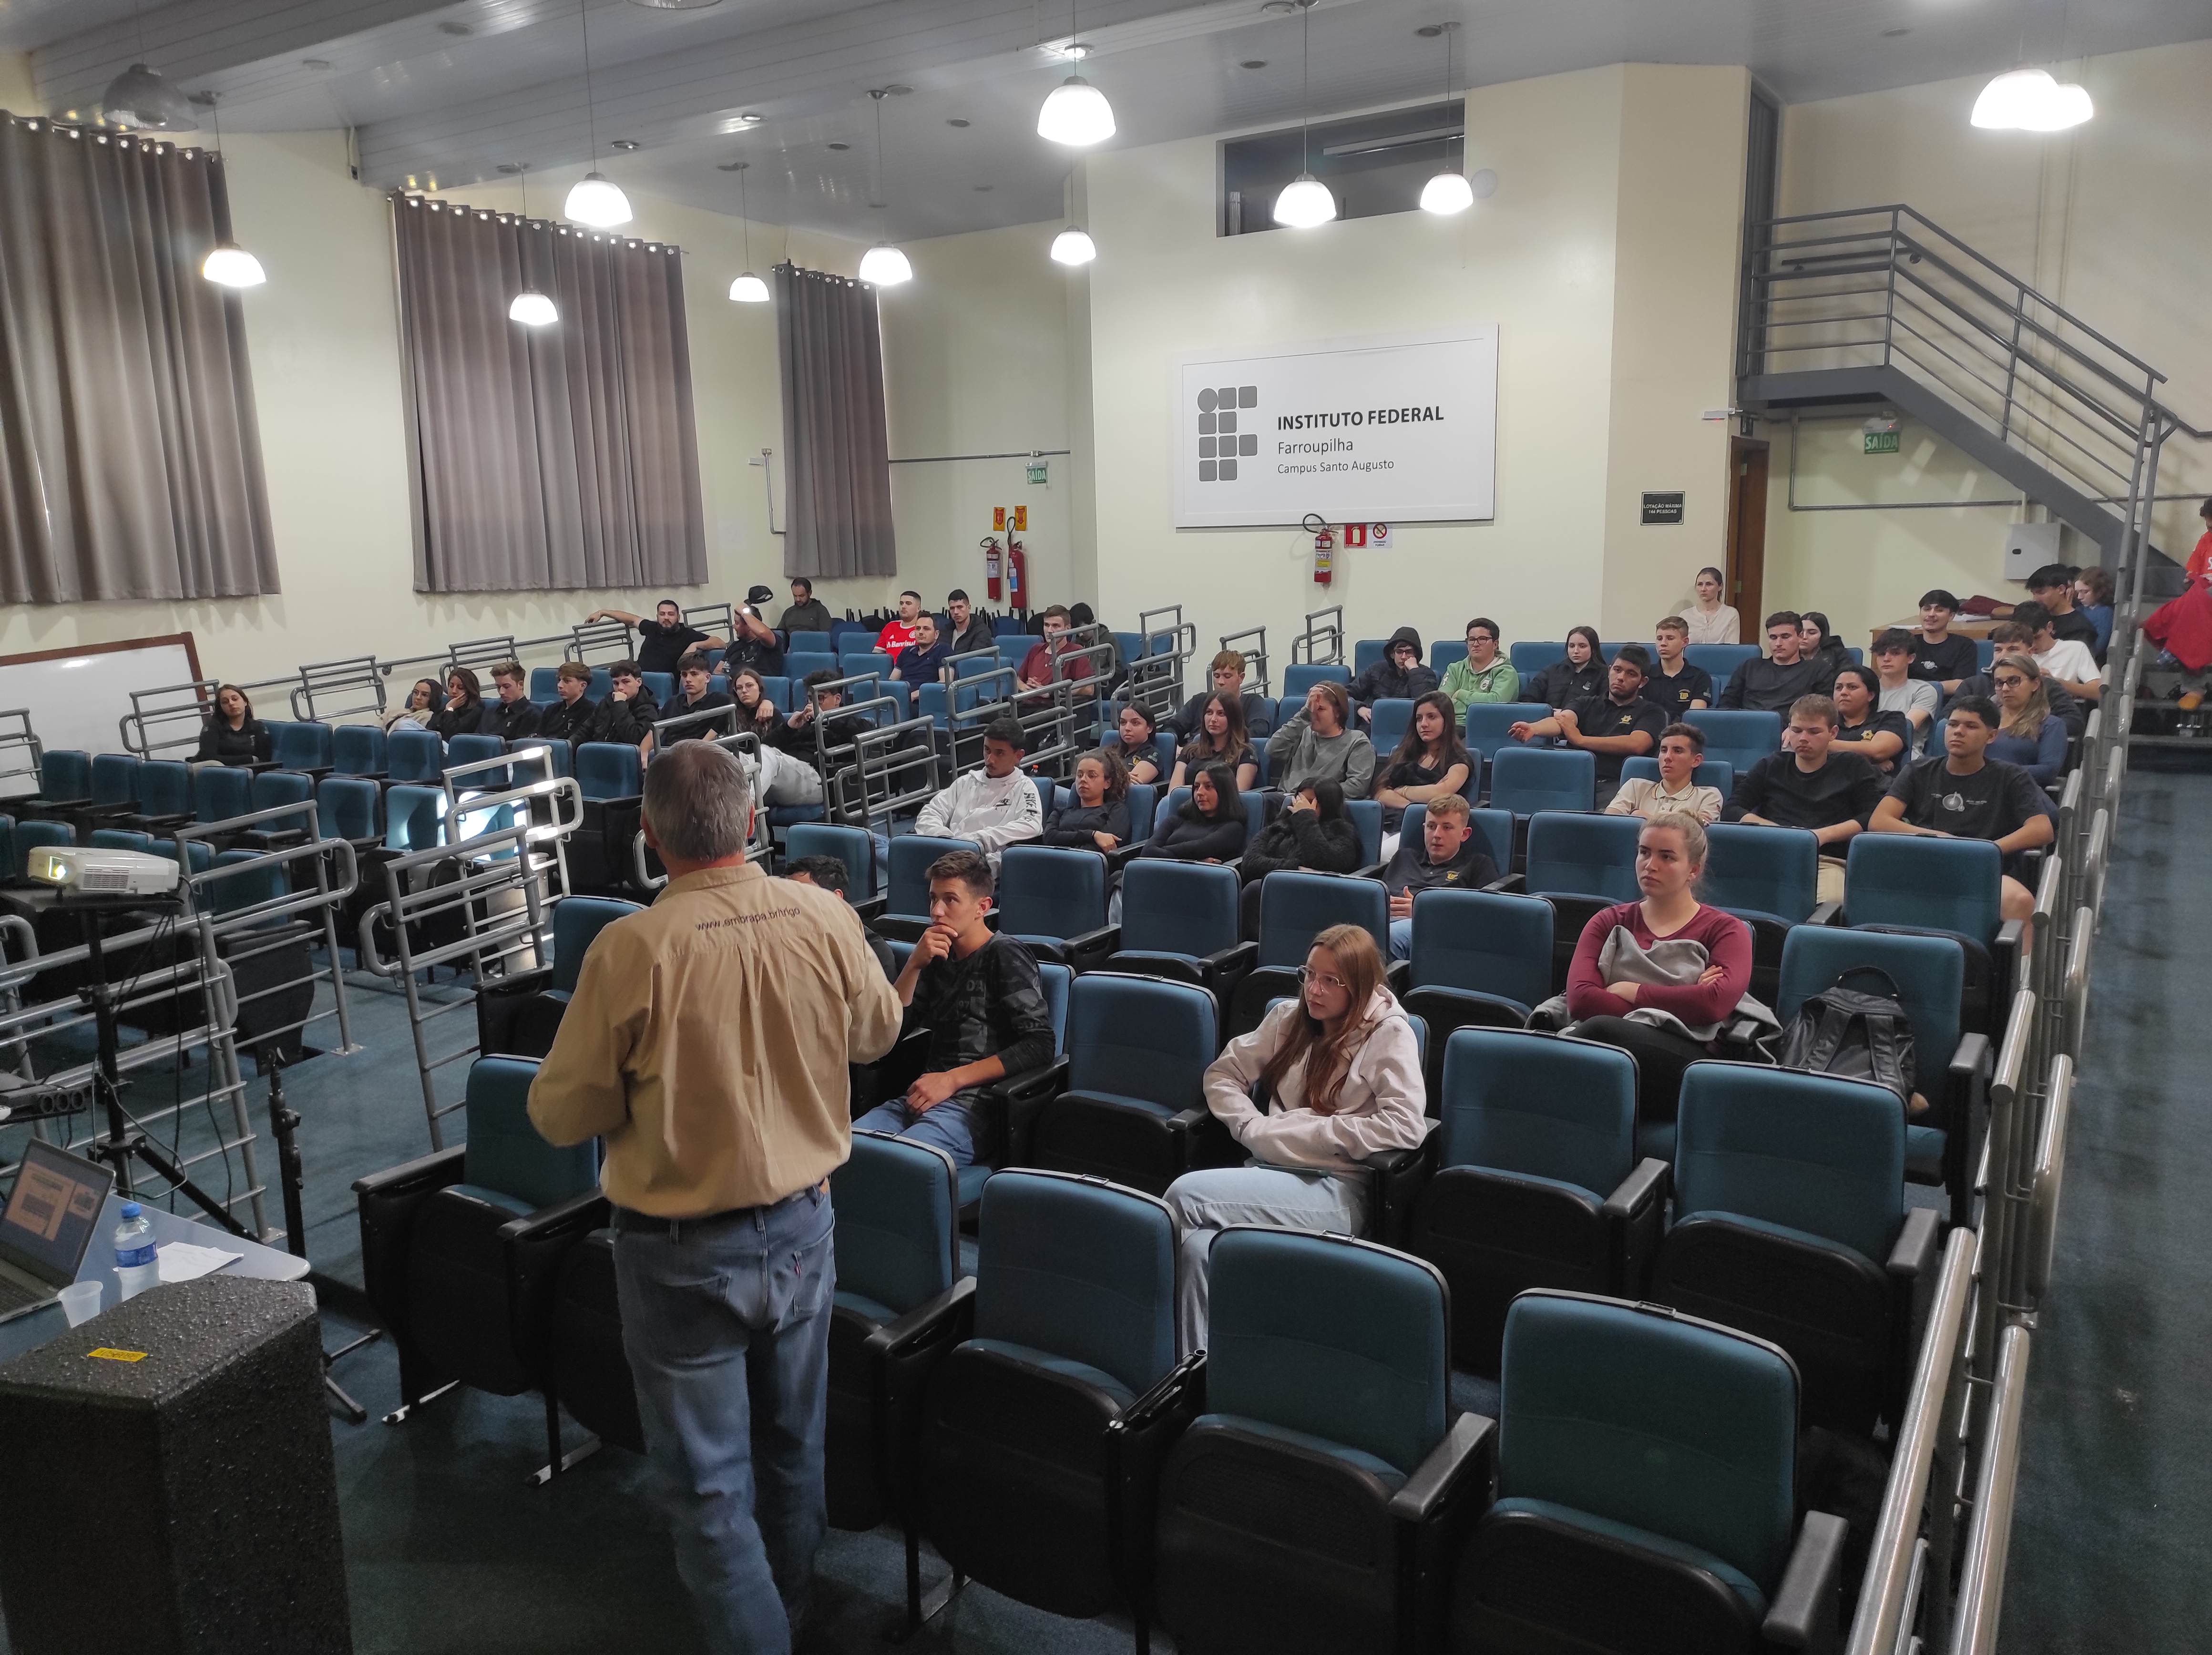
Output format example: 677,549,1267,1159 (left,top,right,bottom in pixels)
981,535,1004,602
1305,513,1335,586
1006,539,1028,607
